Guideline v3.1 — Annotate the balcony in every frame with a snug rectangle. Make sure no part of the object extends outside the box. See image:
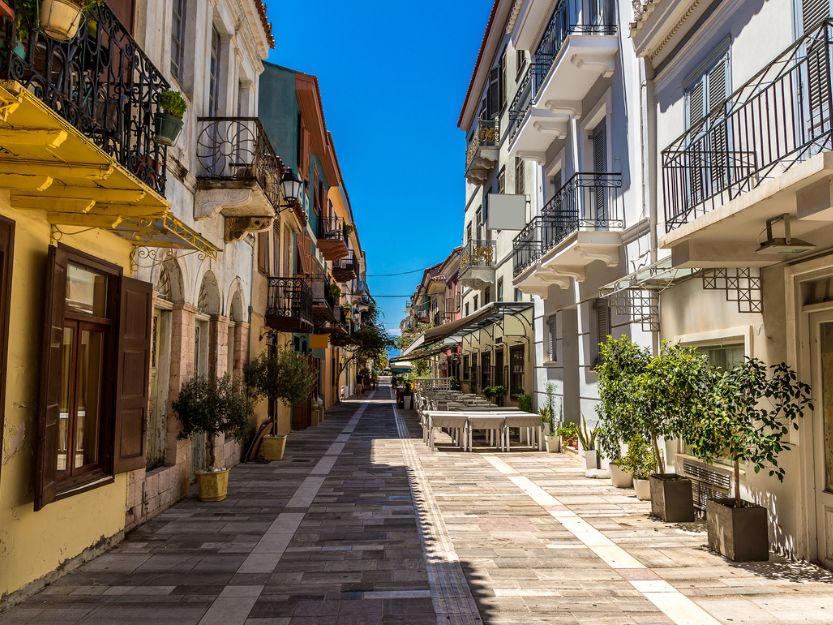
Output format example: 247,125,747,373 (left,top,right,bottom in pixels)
660,20,833,268
432,311,454,327
195,117,284,240
508,0,618,160
317,215,348,260
332,250,358,282
459,239,496,289
513,172,623,296
465,118,500,185
266,277,313,333
311,277,337,323
413,300,430,324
